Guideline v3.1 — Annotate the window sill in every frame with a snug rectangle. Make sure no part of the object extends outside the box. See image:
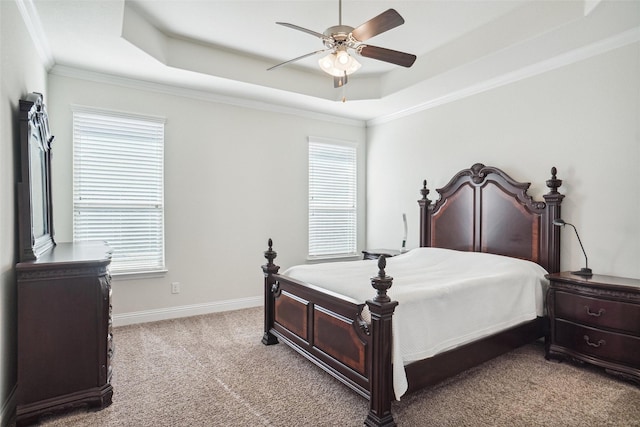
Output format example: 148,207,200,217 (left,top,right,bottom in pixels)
110,269,168,280
306,254,360,263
